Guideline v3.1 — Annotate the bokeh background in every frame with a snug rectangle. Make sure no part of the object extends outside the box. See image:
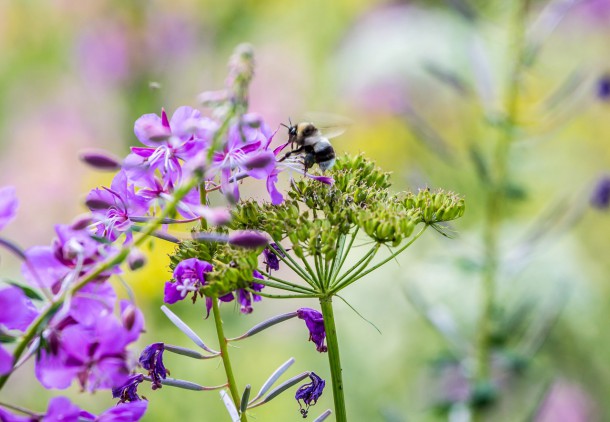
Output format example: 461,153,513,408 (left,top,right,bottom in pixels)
1,0,610,421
